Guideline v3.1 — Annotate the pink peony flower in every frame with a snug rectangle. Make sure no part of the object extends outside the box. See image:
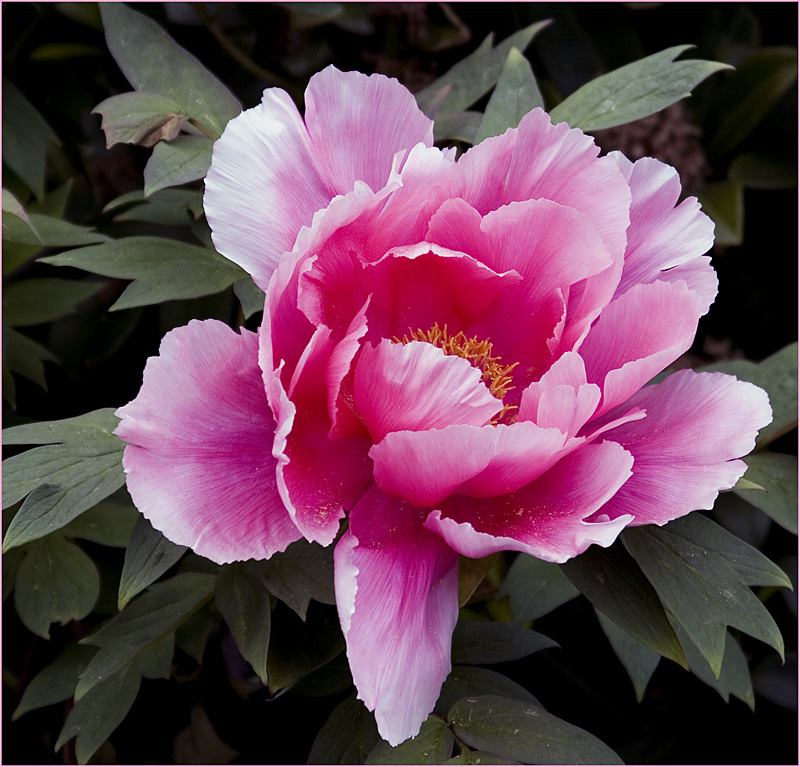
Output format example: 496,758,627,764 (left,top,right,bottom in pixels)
115,66,772,745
